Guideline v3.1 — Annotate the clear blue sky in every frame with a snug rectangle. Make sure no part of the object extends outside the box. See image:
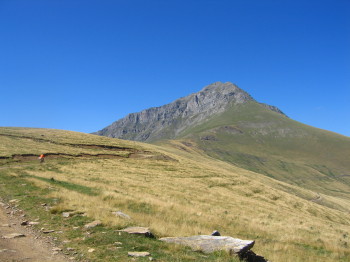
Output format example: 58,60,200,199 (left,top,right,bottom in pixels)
1,0,349,136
